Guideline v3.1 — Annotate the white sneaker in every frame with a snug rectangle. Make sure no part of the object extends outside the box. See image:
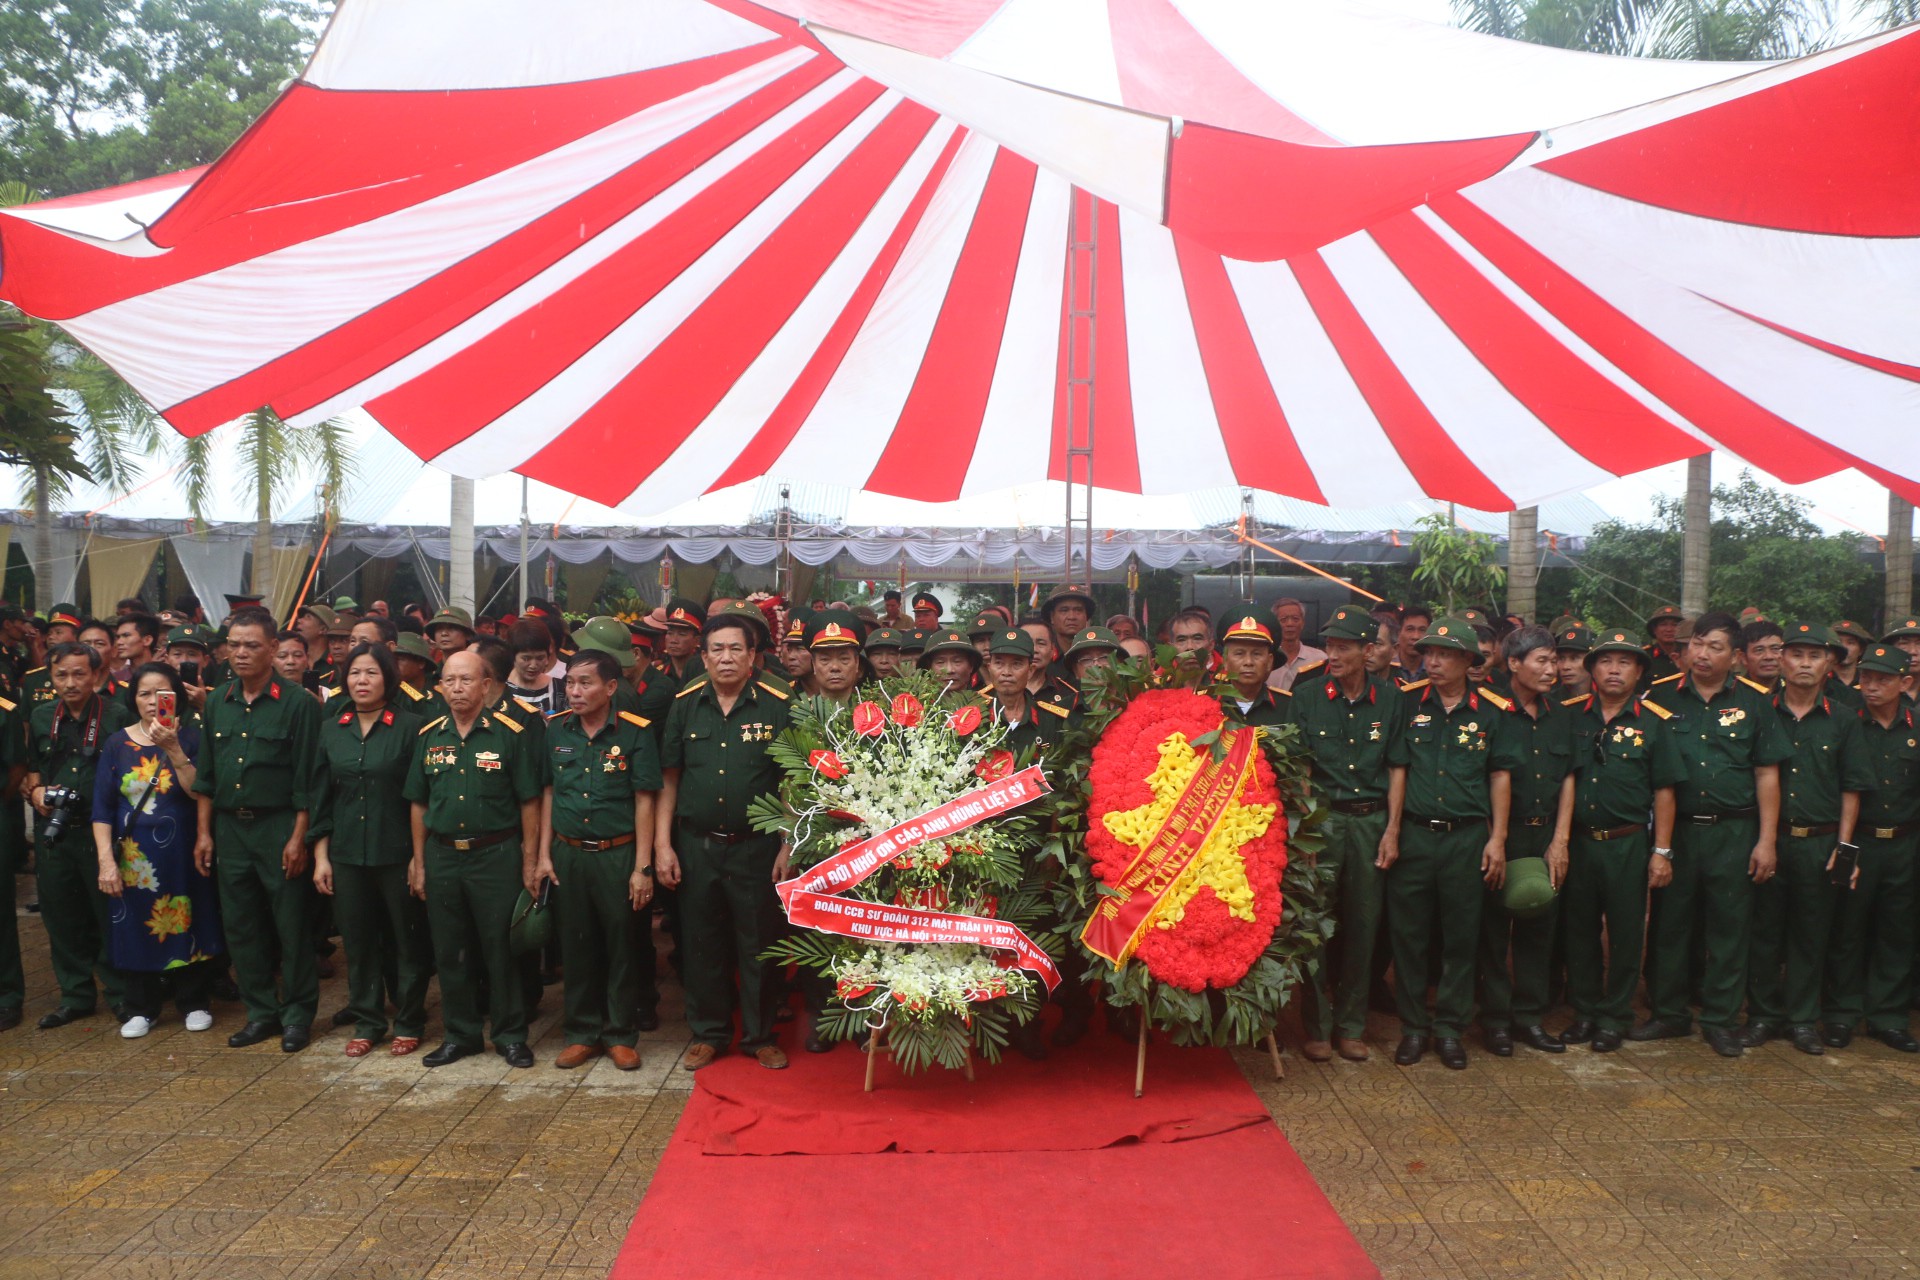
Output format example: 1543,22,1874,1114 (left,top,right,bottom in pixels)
120,1016,153,1039
184,1010,213,1032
